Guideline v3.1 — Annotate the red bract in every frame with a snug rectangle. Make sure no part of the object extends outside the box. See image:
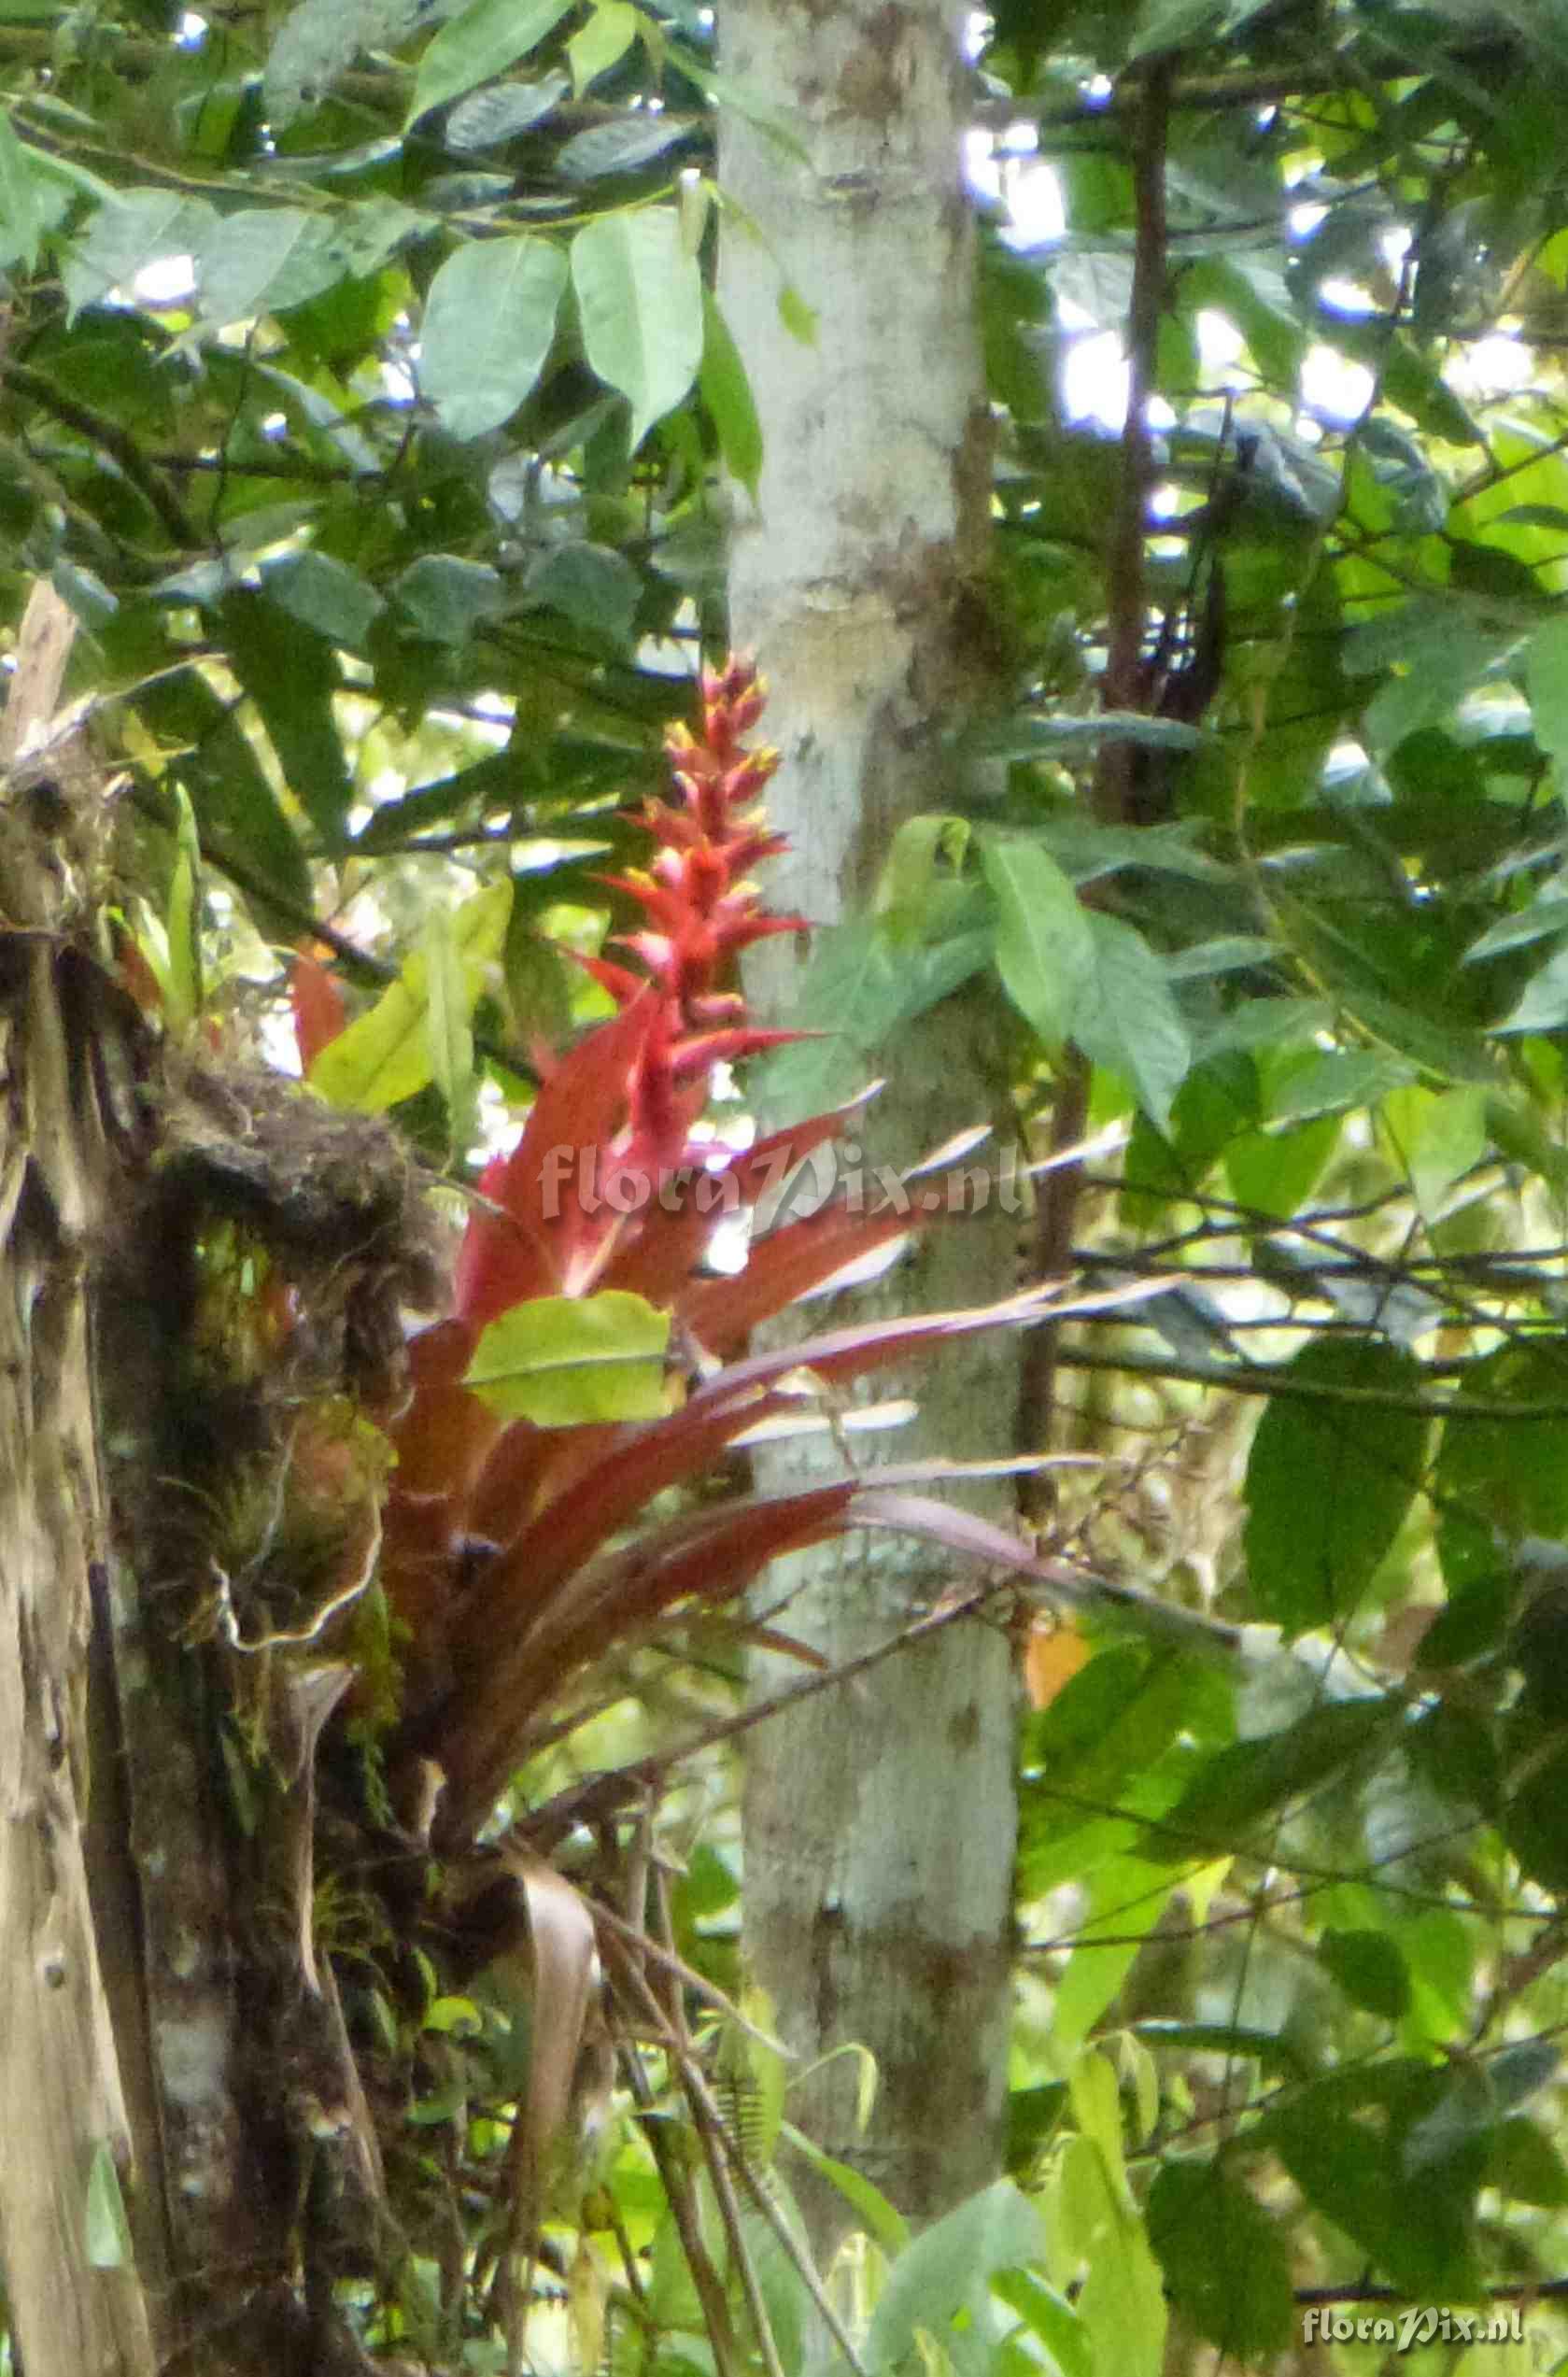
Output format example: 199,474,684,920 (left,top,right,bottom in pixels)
378,658,1059,1846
